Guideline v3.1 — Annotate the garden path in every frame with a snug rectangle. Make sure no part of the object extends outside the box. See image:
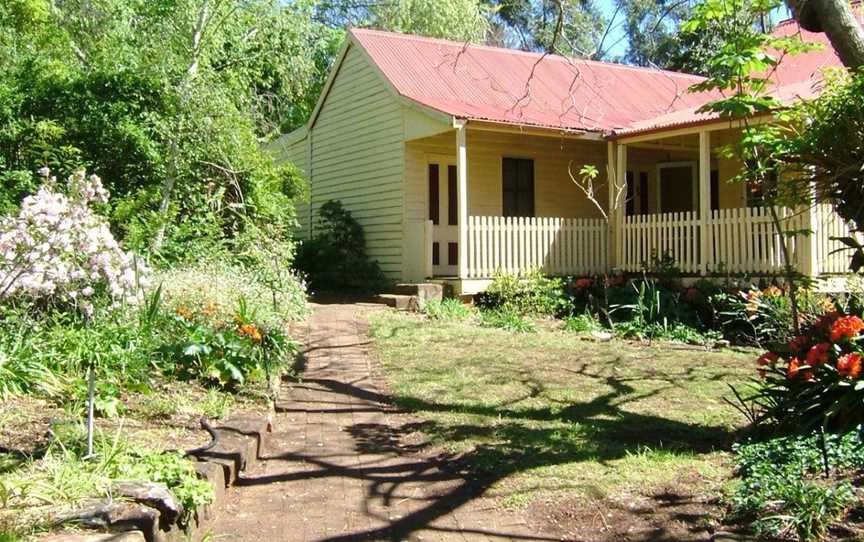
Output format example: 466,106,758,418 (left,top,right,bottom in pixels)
212,302,546,542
